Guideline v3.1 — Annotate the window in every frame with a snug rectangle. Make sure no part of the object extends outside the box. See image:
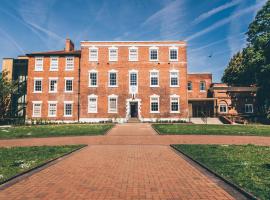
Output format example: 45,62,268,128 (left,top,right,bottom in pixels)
109,47,118,61
170,95,180,113
187,81,192,91
50,57,58,71
129,47,138,61
108,95,118,113
89,47,98,61
170,70,179,87
149,47,158,61
219,104,227,113
49,78,58,93
64,102,73,117
169,47,178,61
65,56,74,70
89,71,98,87
88,95,97,113
245,104,253,113
109,70,118,87
129,71,138,94
130,73,137,86
32,101,42,117
150,95,159,113
34,78,42,93
48,102,57,117
35,57,43,71
65,78,73,92
150,70,159,87
200,81,206,91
